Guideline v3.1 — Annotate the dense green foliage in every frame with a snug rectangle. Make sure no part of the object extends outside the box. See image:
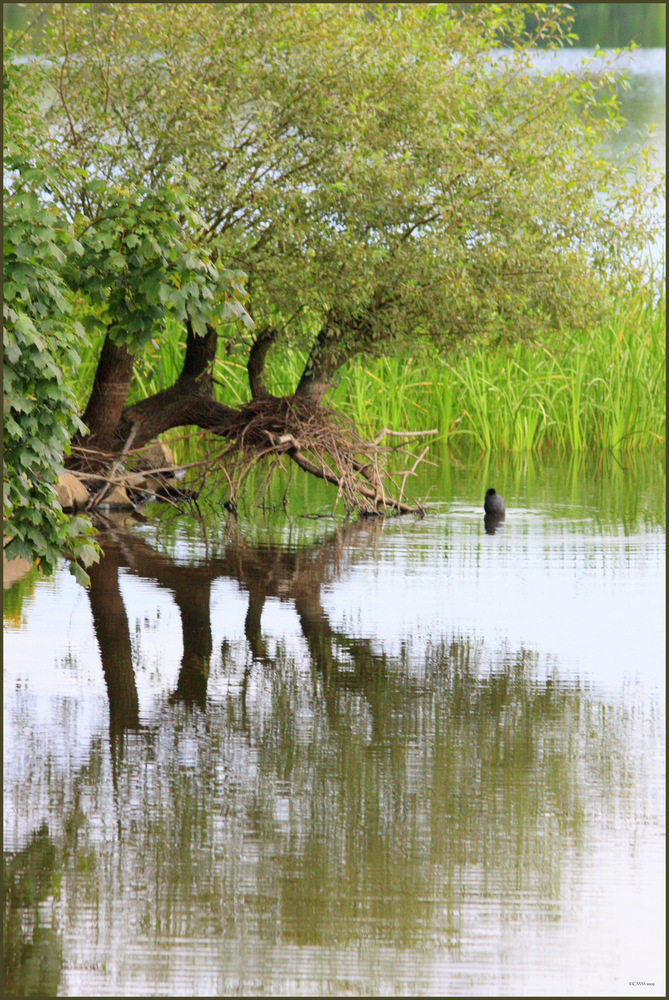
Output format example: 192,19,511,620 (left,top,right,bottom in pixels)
66,183,253,351
3,48,252,578
5,2,666,48
3,58,99,582
13,3,661,359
